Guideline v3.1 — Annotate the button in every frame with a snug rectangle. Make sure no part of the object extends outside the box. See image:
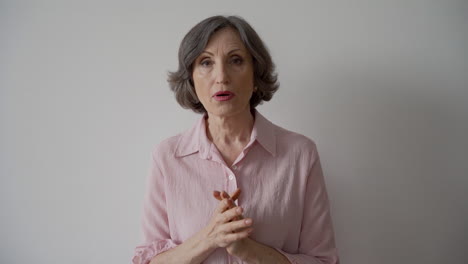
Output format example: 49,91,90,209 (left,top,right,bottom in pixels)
229,174,235,180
